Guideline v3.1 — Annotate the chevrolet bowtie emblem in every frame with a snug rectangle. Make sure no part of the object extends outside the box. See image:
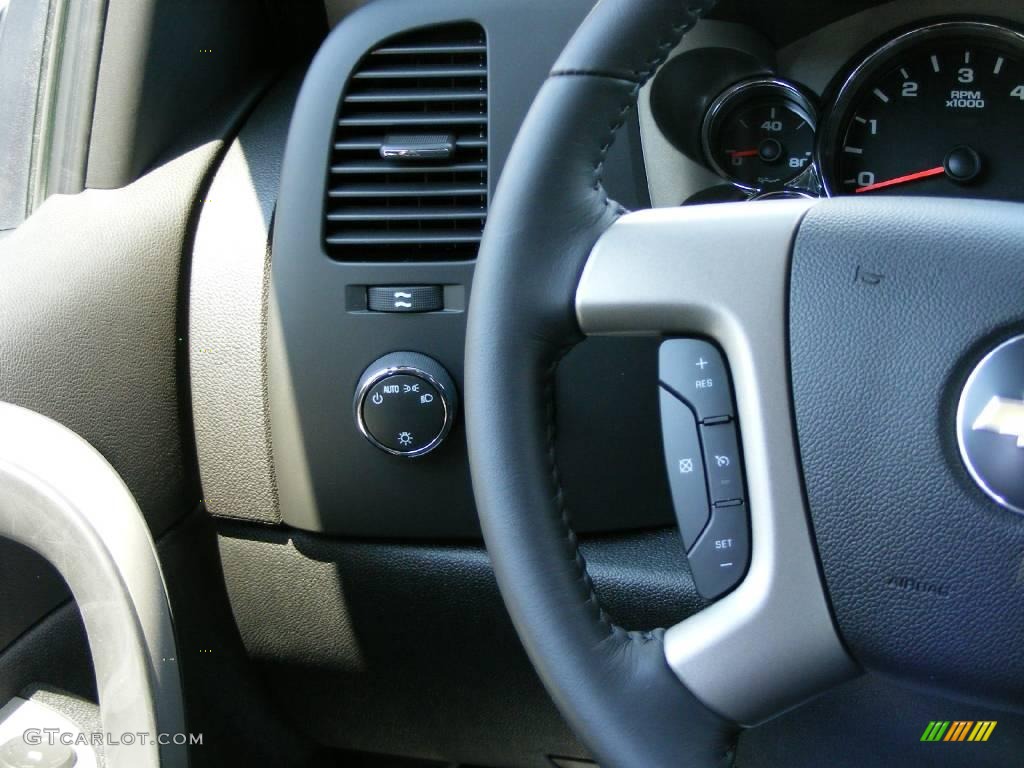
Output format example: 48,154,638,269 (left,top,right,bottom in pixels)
972,396,1024,448
958,335,1024,514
